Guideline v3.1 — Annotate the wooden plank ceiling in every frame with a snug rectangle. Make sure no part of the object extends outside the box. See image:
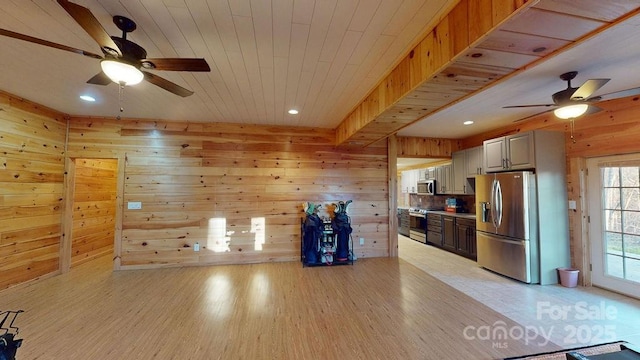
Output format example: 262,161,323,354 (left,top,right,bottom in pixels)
336,0,640,146
0,0,460,129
